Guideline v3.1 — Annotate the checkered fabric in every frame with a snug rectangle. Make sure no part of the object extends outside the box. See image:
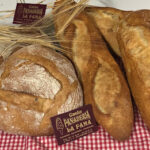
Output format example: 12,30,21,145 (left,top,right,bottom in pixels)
0,106,150,150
